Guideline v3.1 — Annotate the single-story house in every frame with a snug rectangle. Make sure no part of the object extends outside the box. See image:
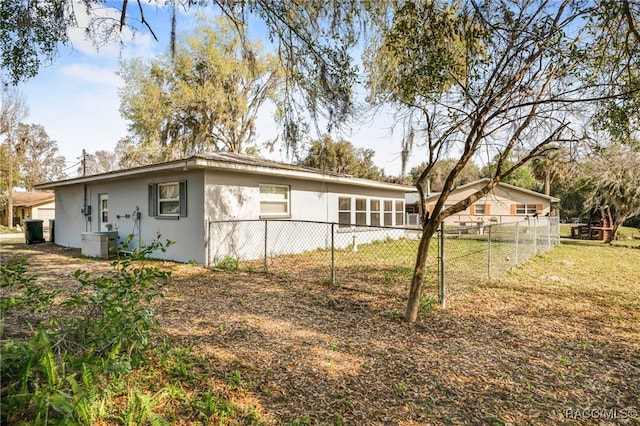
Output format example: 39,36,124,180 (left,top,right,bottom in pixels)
35,153,413,264
0,191,55,228
406,178,560,226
